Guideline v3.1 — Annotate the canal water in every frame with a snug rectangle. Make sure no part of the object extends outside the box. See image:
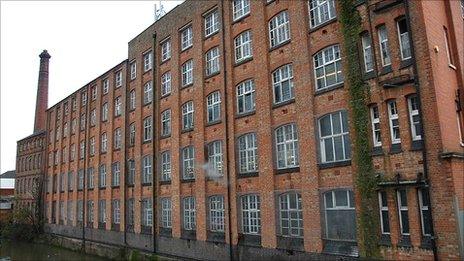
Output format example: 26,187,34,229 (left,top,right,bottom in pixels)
0,240,108,261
